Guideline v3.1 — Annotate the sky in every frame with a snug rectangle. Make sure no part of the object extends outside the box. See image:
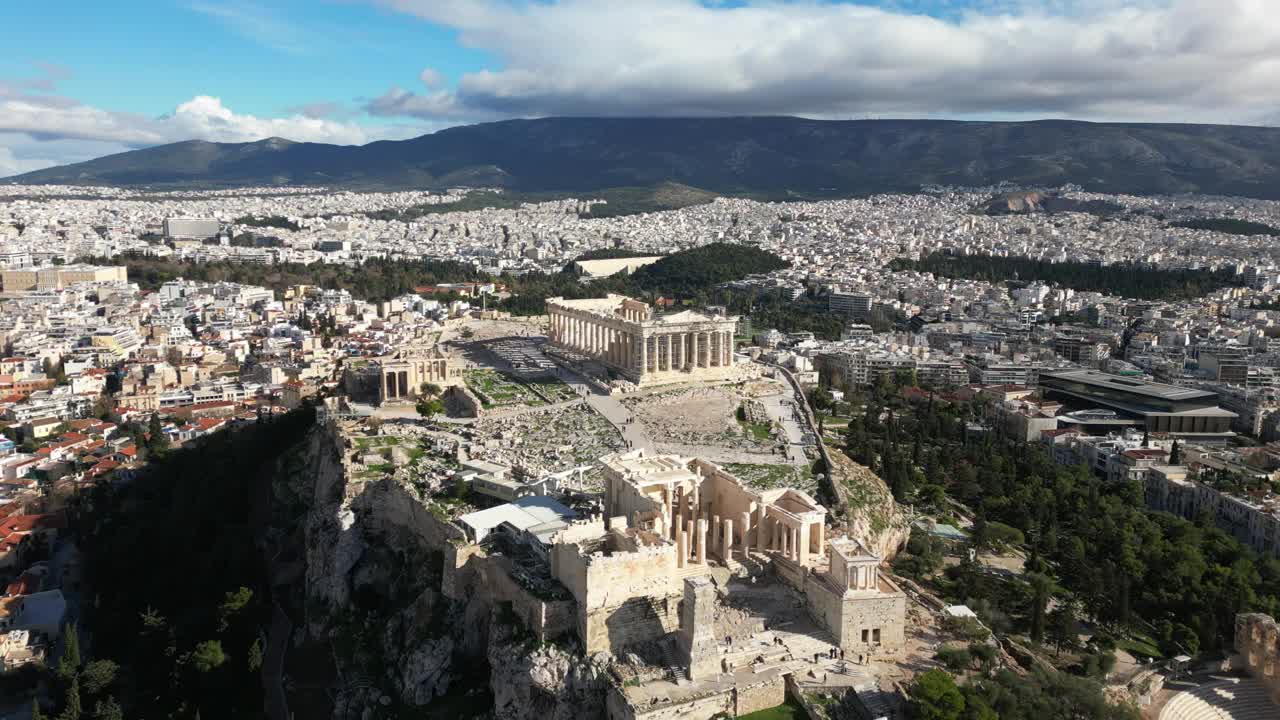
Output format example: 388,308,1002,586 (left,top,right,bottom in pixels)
1,0,1278,175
